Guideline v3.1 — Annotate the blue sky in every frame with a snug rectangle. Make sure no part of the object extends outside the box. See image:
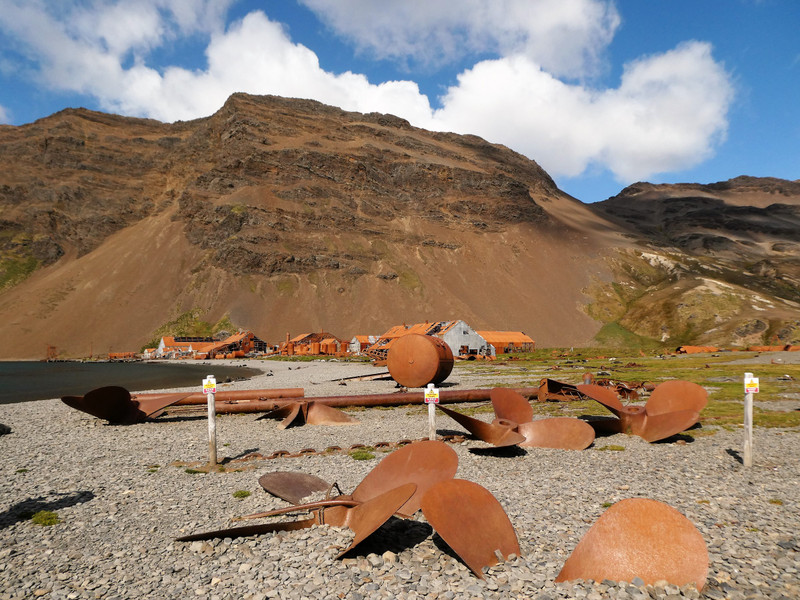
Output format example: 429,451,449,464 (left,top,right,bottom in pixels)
0,1,797,203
